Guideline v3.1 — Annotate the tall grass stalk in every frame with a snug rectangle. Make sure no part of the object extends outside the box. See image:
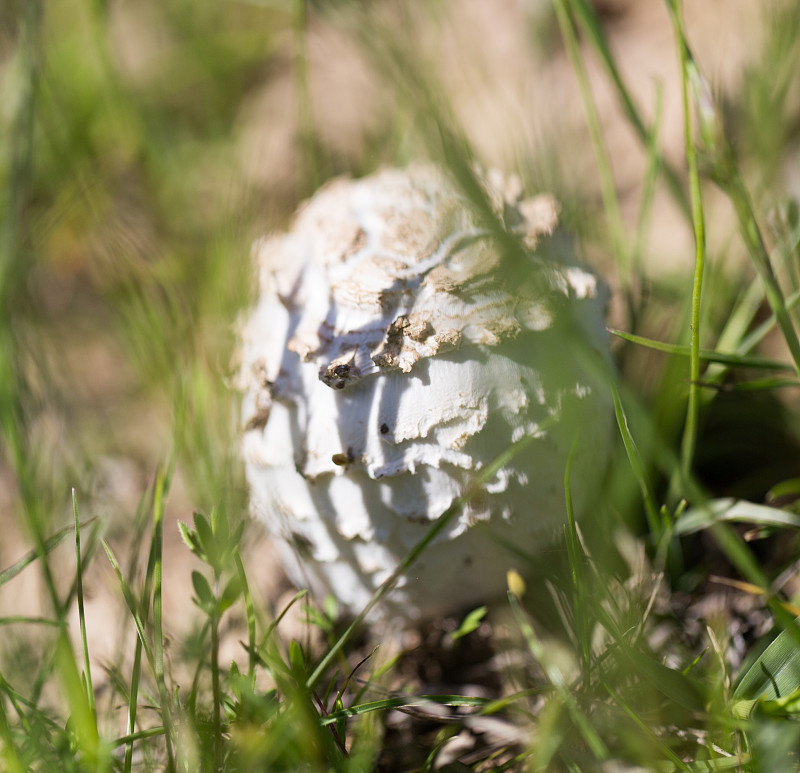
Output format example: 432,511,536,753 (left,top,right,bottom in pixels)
568,0,691,220
234,551,257,679
0,699,24,773
666,0,707,496
151,466,176,772
554,1,630,301
724,172,800,380
610,379,661,534
72,491,95,723
123,489,159,773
